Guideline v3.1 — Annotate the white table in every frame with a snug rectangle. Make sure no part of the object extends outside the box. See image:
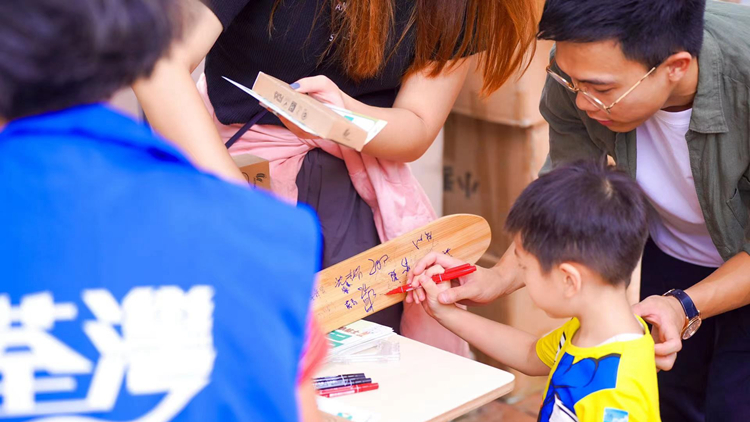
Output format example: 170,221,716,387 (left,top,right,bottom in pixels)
317,334,515,422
